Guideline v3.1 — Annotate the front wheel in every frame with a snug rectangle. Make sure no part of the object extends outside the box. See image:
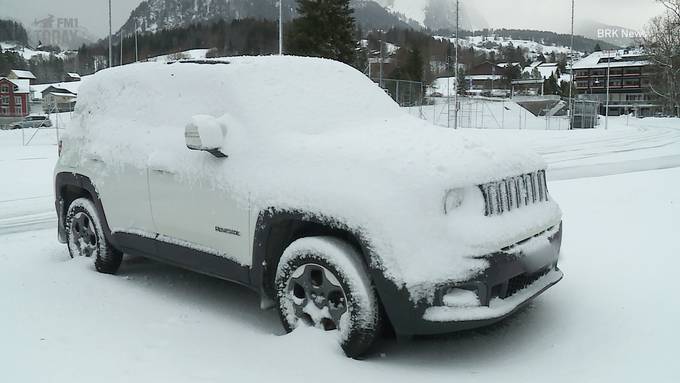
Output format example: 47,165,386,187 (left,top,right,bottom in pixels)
275,237,382,358
65,198,123,274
